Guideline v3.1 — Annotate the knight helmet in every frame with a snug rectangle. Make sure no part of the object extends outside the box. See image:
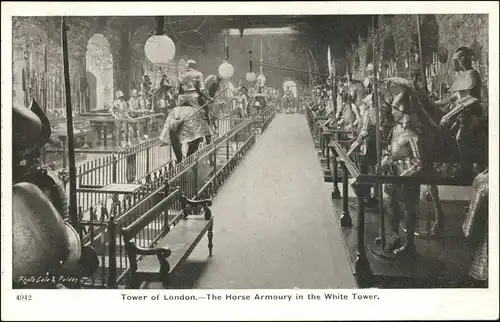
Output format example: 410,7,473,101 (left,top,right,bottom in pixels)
115,90,125,99
13,100,51,162
391,90,415,124
187,59,197,70
452,47,473,71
